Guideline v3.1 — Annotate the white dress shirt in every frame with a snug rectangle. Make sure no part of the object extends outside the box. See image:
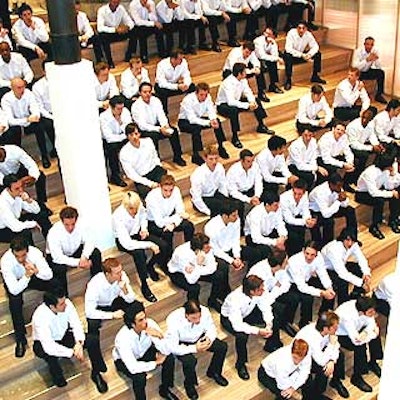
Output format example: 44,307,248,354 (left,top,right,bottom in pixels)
373,110,400,143
131,95,169,131
216,74,255,107
0,52,33,88
254,35,279,62
223,46,260,72
32,76,52,119
190,162,228,215
12,17,49,50
100,106,132,143
120,66,150,99
374,272,395,307
287,251,332,297
167,241,217,284
201,0,225,16
352,46,382,72
256,147,291,184
296,93,333,126
321,240,370,288
285,28,319,58
346,117,378,151
94,73,119,106
224,0,249,13
97,4,134,33
180,0,203,20
357,164,400,198
76,10,95,44
178,92,217,126
333,78,370,110
165,306,217,355
129,0,158,26
226,160,263,202
155,57,192,90
46,220,94,267
156,0,182,24
0,107,9,133
32,299,85,358
221,285,273,334
318,130,354,168
119,138,162,186
244,204,287,245
287,136,319,172
1,245,53,295
0,144,40,185
204,215,241,263
85,271,135,320
280,189,311,226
